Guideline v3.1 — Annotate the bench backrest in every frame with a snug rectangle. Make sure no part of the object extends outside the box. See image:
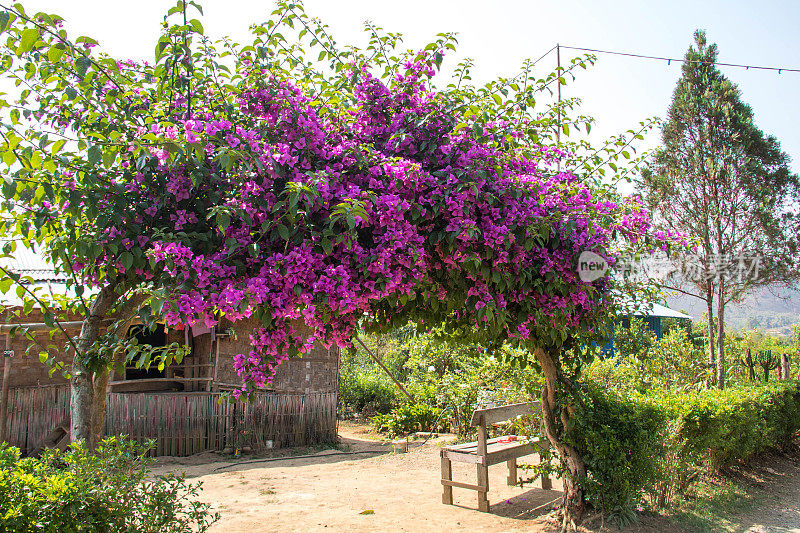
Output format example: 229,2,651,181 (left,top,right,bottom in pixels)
470,401,540,427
